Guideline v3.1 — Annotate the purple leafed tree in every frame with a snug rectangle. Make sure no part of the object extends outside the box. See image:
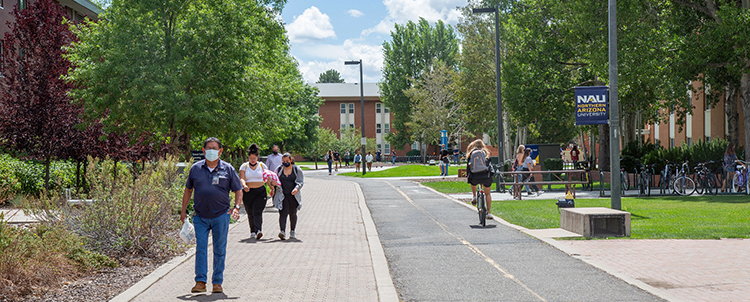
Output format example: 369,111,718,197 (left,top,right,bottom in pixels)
0,0,80,189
